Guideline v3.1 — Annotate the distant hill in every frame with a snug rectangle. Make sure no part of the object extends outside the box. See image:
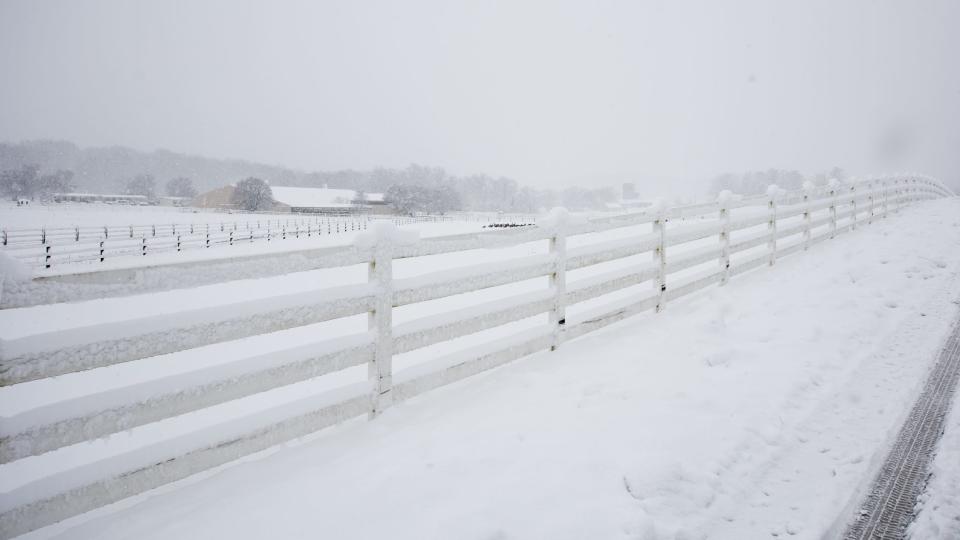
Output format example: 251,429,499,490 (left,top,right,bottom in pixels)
0,140,302,194
0,139,616,212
